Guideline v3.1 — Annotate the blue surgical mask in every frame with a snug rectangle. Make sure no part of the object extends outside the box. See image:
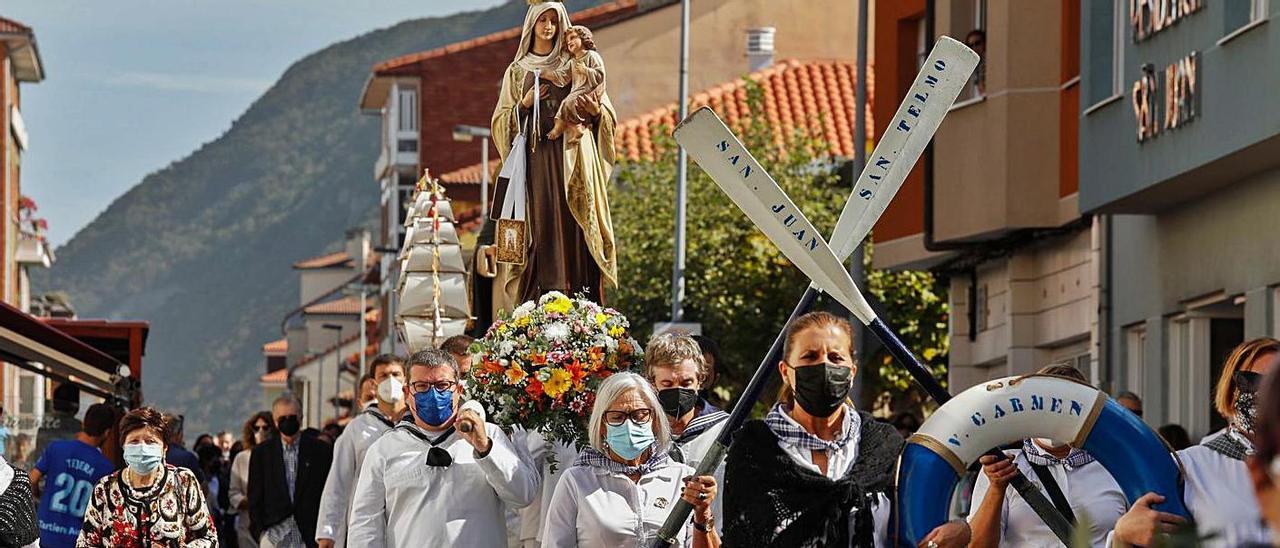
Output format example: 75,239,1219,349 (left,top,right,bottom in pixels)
123,443,165,474
414,387,454,426
605,419,655,460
